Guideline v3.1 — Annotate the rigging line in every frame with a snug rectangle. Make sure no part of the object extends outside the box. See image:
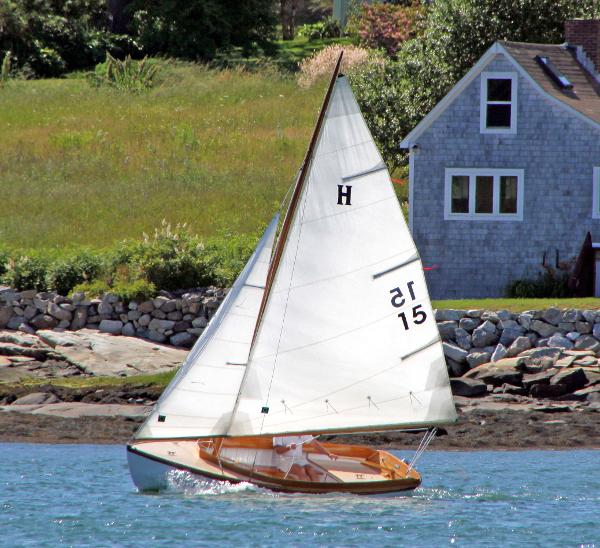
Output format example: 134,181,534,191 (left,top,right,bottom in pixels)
300,195,395,225
341,162,387,183
372,255,420,280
